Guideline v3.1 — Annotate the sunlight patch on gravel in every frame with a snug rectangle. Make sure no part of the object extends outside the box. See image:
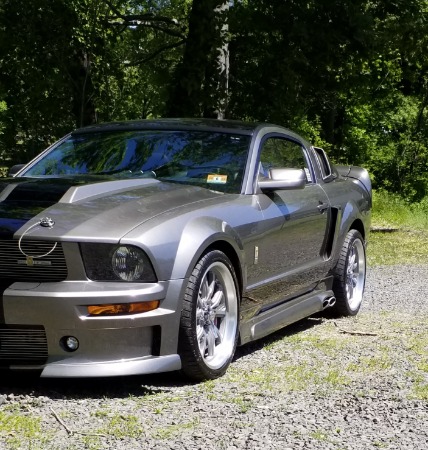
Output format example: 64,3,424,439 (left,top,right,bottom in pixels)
1,265,428,450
